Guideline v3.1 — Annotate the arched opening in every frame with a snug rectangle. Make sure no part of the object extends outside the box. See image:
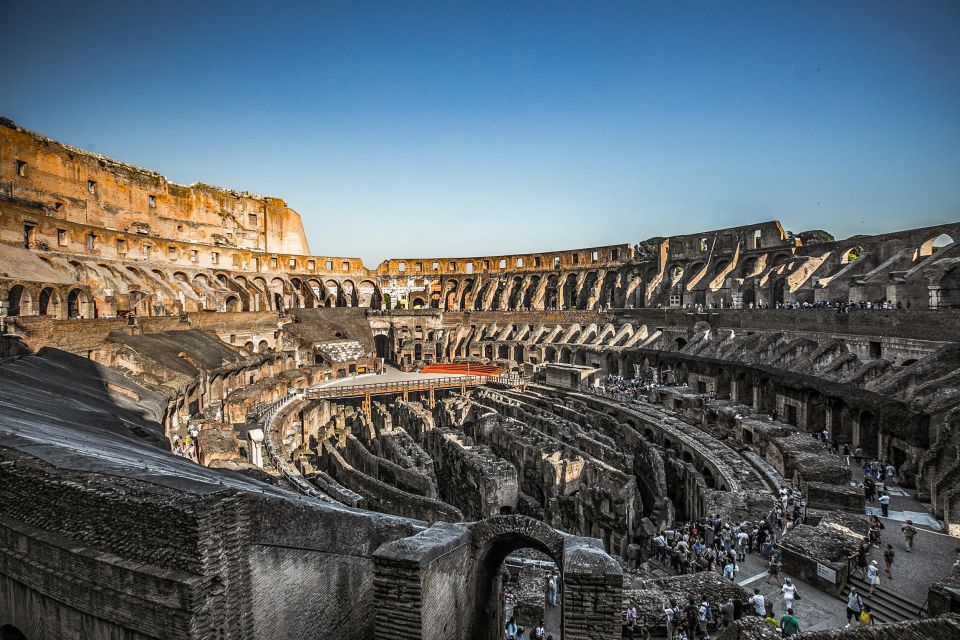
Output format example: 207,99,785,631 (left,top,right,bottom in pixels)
375,334,391,360
513,345,524,363
545,346,558,362
67,288,86,318
473,529,562,640
674,337,687,350
562,273,578,309
840,246,864,265
742,287,756,308
940,266,960,309
498,344,510,360
900,359,918,367
411,297,426,309
920,233,955,257
0,625,29,640
7,285,26,316
773,279,786,305
258,340,270,353
702,466,716,489
857,409,878,458
573,350,587,366
414,343,423,361
560,347,572,364
605,352,621,376
38,287,59,316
